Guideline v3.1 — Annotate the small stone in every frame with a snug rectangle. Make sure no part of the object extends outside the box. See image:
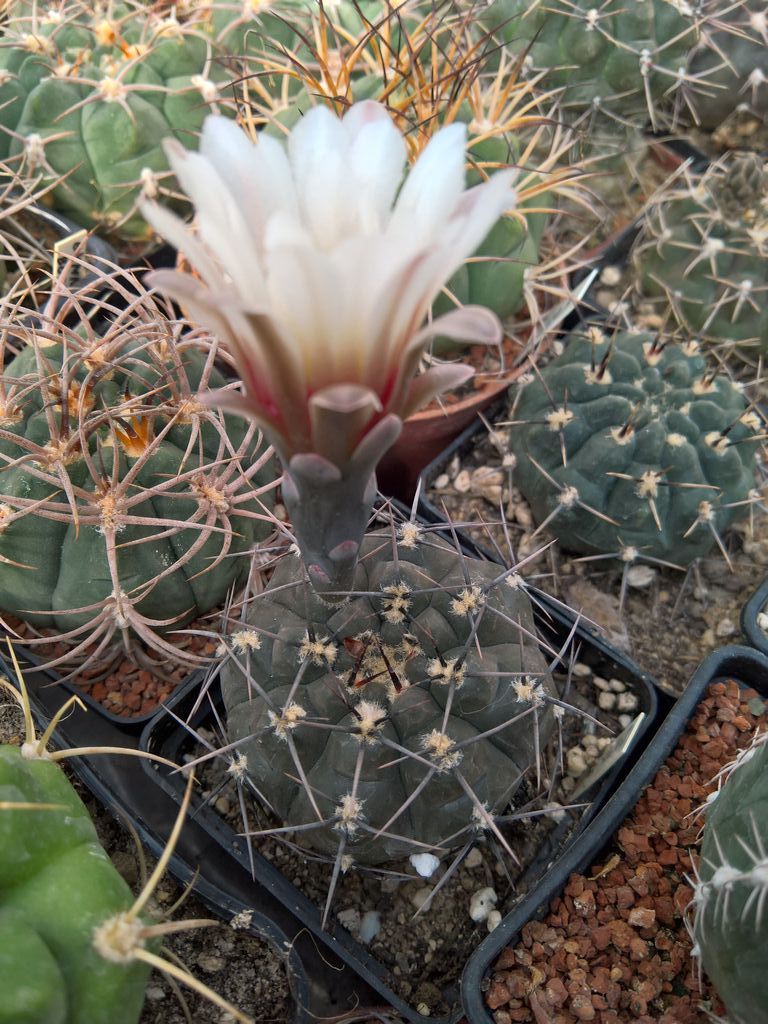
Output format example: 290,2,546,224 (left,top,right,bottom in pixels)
359,910,381,943
416,1004,431,1017
628,907,656,928
411,887,432,912
469,887,498,922
573,662,592,678
566,747,588,776
598,691,617,711
471,466,504,504
433,473,450,490
145,986,166,1002
618,714,633,728
609,678,627,693
715,617,737,638
570,993,596,1020
593,675,610,691
196,954,225,973
600,265,622,286
465,847,484,869
410,853,440,878
454,469,471,493
487,910,502,932
626,565,656,588
617,692,639,712
337,908,361,935
214,795,231,816
758,611,768,633
513,503,533,528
